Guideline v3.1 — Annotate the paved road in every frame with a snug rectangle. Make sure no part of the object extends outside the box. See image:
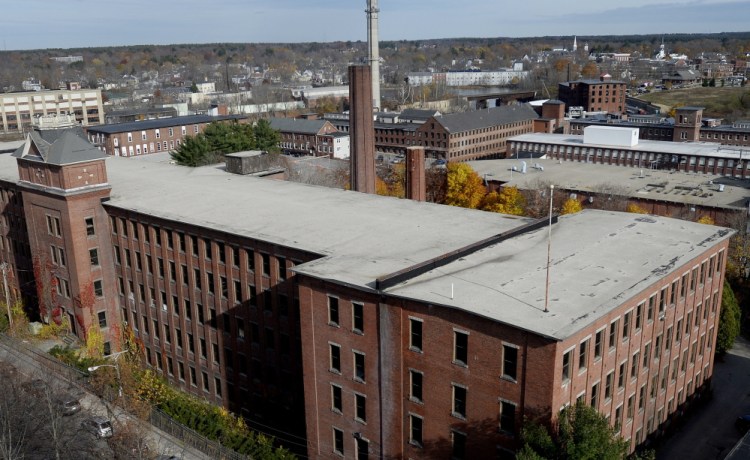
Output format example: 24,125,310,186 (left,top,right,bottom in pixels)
657,336,750,460
0,338,208,460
